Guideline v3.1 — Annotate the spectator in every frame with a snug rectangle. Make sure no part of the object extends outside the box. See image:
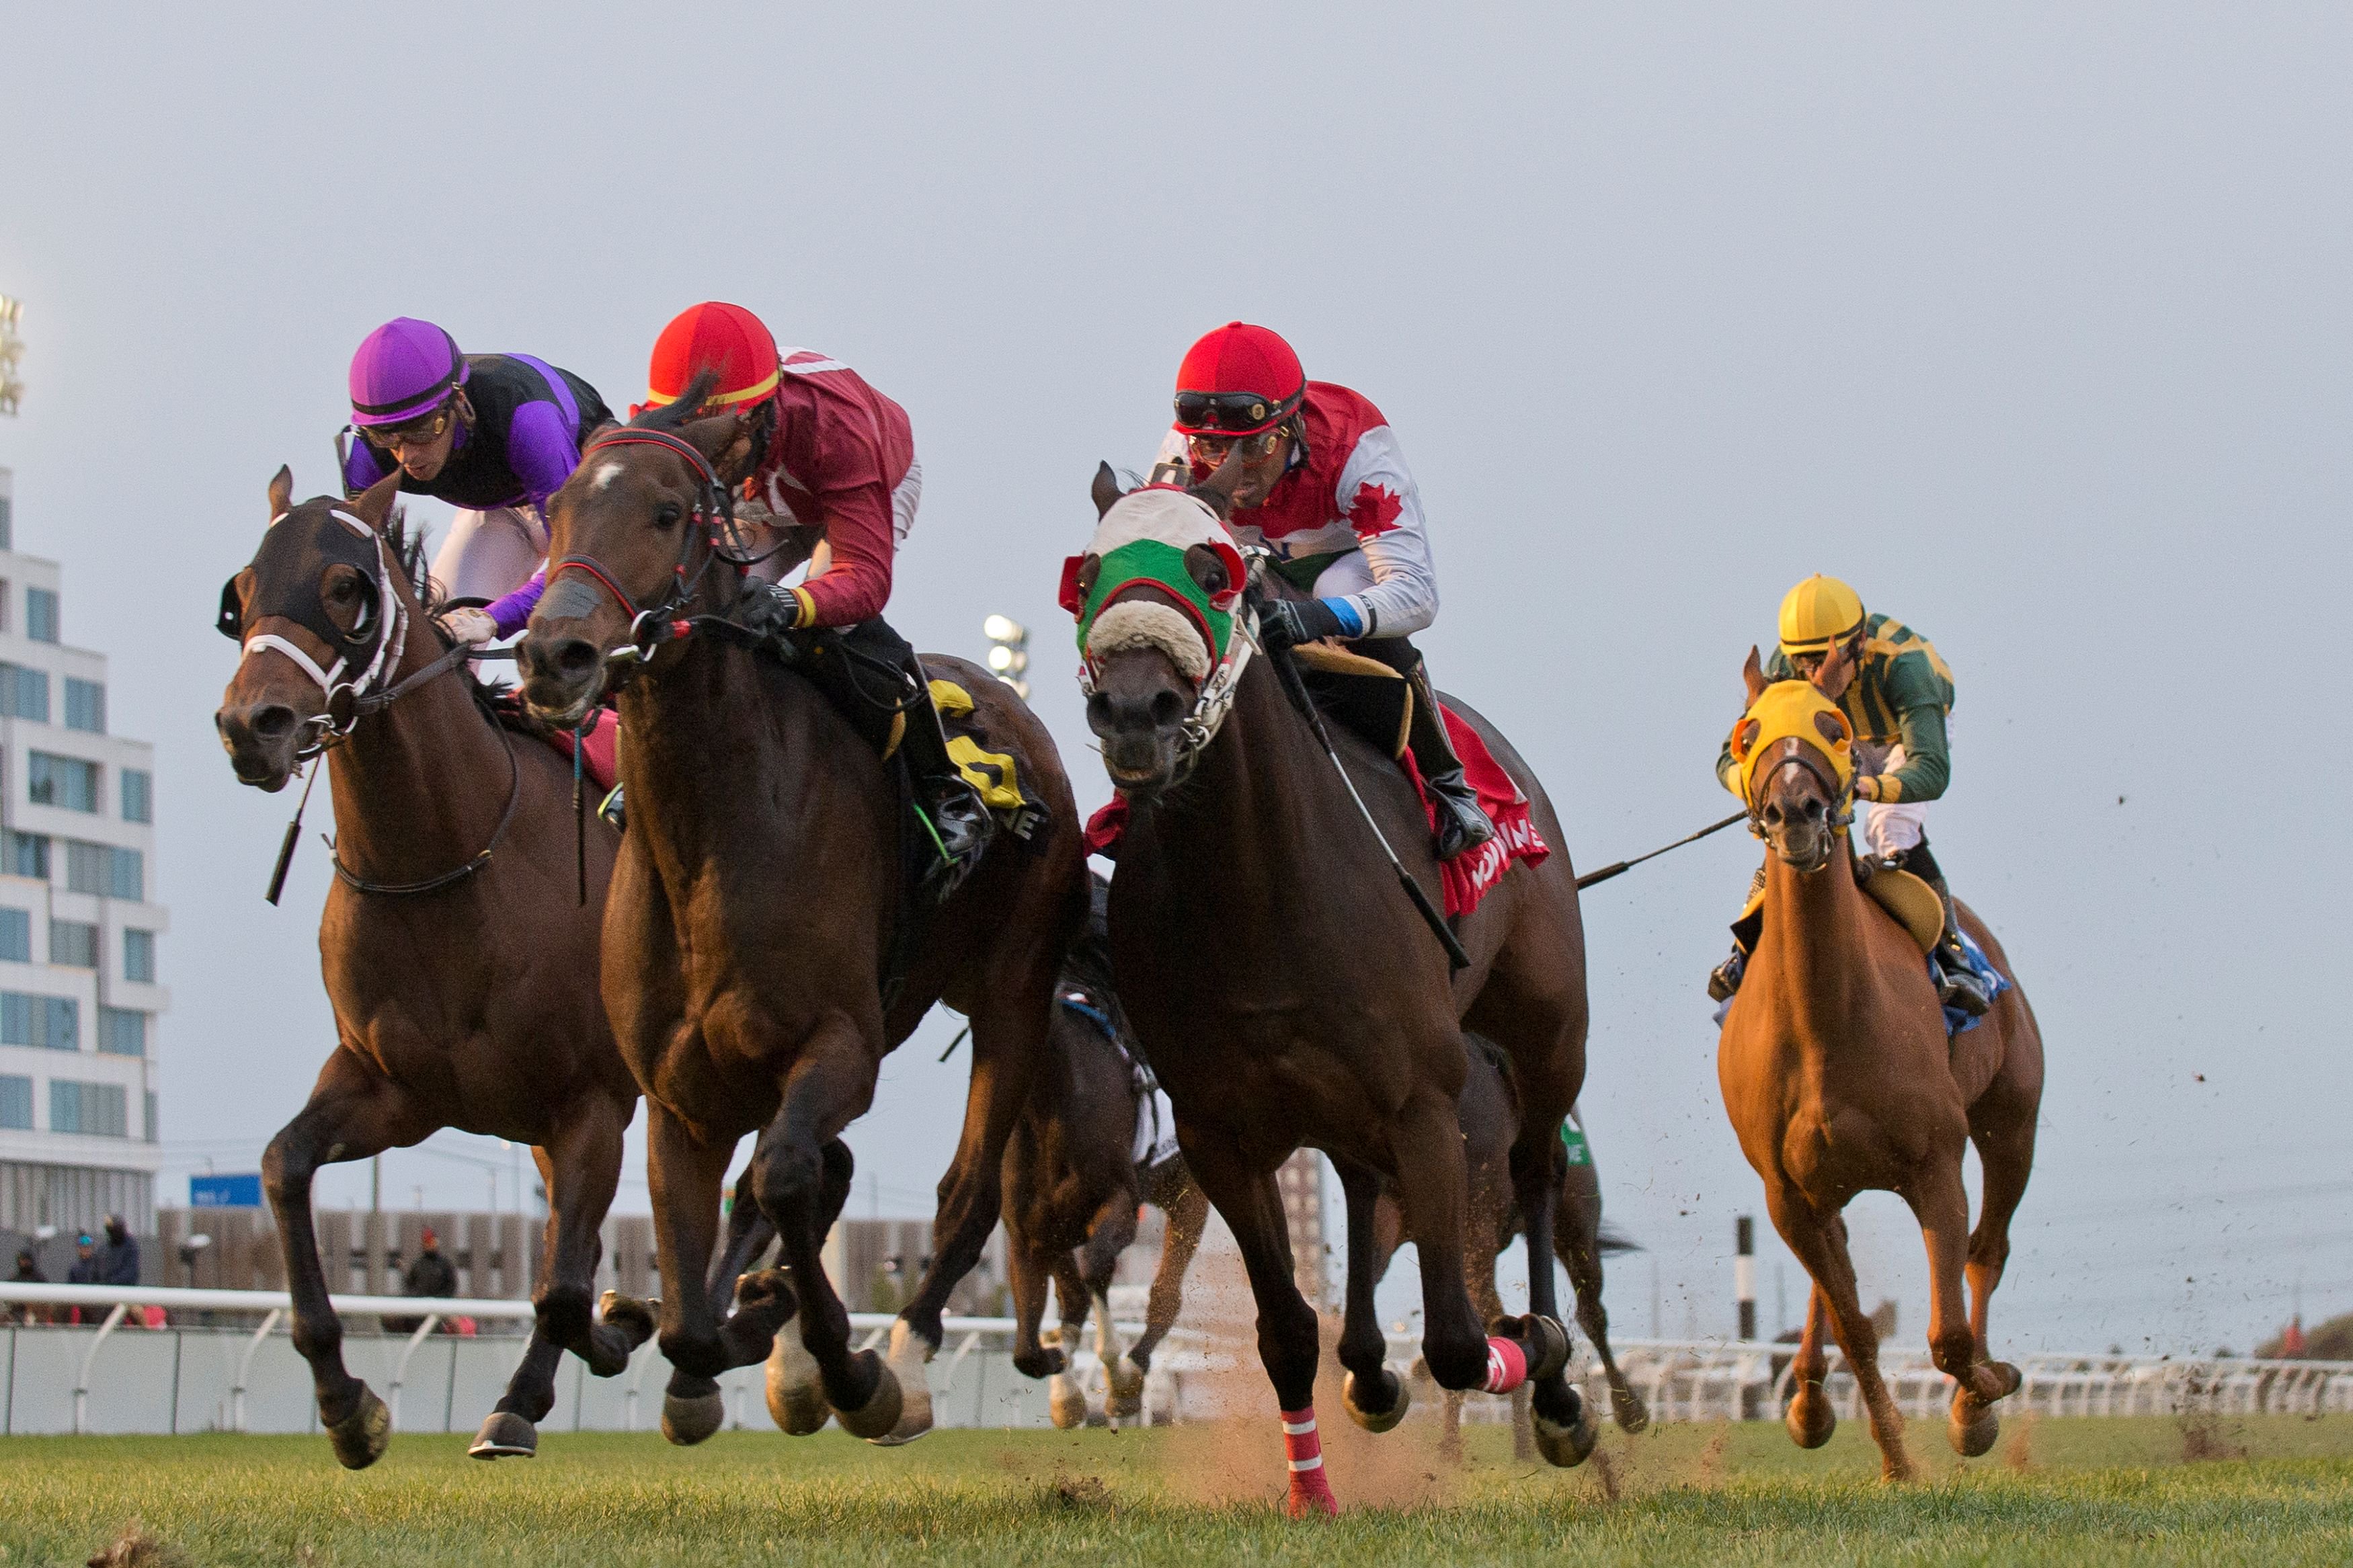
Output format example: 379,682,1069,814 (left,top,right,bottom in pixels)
9,1246,44,1325
98,1214,141,1287
386,1227,458,1333
65,1233,99,1284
